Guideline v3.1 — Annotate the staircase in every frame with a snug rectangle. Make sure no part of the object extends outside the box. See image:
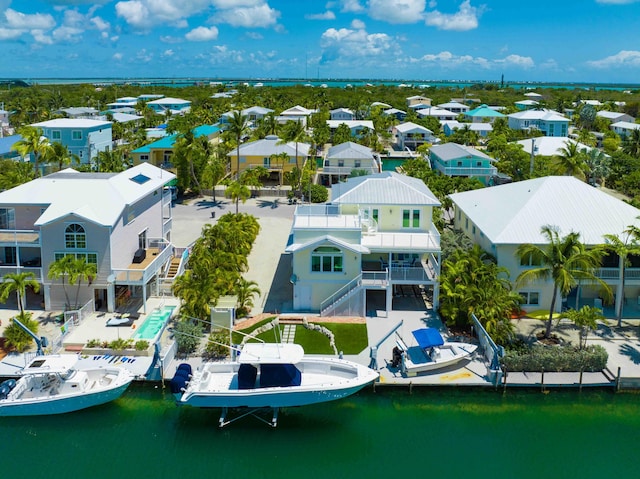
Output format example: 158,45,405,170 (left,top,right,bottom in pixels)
165,257,181,279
